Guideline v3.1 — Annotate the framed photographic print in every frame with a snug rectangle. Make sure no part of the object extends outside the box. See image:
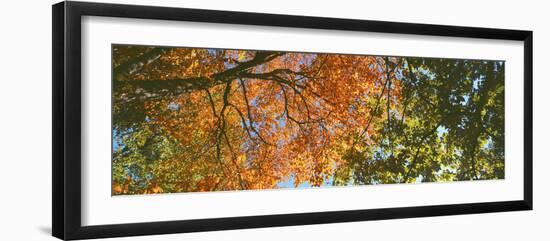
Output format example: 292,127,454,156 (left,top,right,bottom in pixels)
52,1,533,240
